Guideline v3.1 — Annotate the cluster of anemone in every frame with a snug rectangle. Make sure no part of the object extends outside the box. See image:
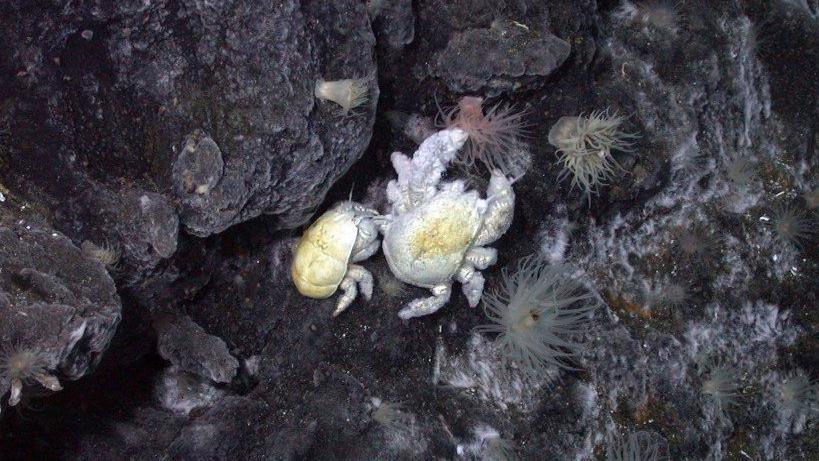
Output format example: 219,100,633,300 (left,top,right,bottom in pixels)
0,346,61,408
438,96,530,178
548,109,639,197
606,431,666,461
474,255,599,373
